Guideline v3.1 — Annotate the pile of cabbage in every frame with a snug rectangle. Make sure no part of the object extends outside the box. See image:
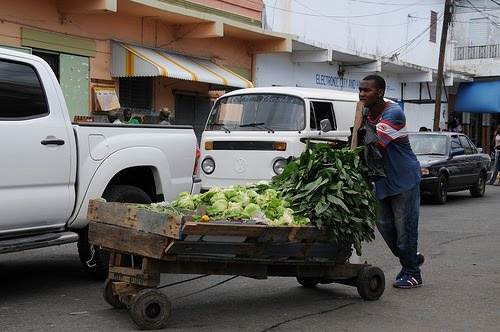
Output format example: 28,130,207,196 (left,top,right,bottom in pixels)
145,183,310,226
